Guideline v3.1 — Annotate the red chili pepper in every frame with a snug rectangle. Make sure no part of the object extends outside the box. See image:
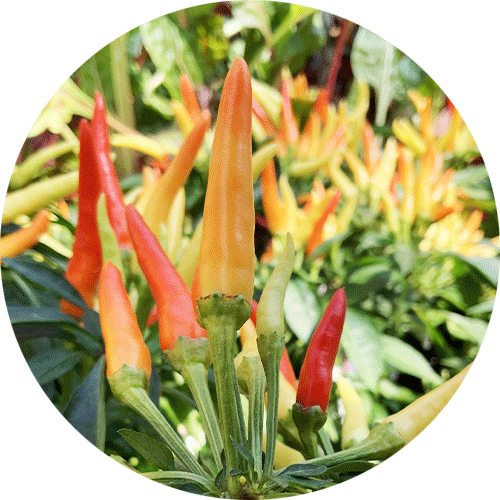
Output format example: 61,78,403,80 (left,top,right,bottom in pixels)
280,346,298,391
125,204,207,351
249,299,258,327
92,91,132,251
61,119,102,318
296,288,346,412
